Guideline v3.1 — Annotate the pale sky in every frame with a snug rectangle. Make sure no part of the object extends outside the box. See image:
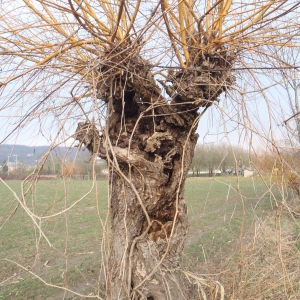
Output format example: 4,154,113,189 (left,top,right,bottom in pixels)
0,67,297,149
